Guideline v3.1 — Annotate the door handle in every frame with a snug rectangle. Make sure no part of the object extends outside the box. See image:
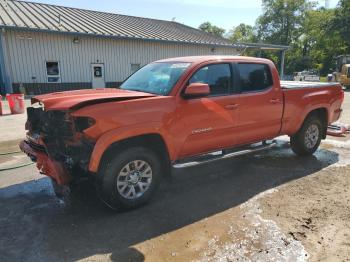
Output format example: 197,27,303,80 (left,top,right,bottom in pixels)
224,104,239,110
269,99,281,104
